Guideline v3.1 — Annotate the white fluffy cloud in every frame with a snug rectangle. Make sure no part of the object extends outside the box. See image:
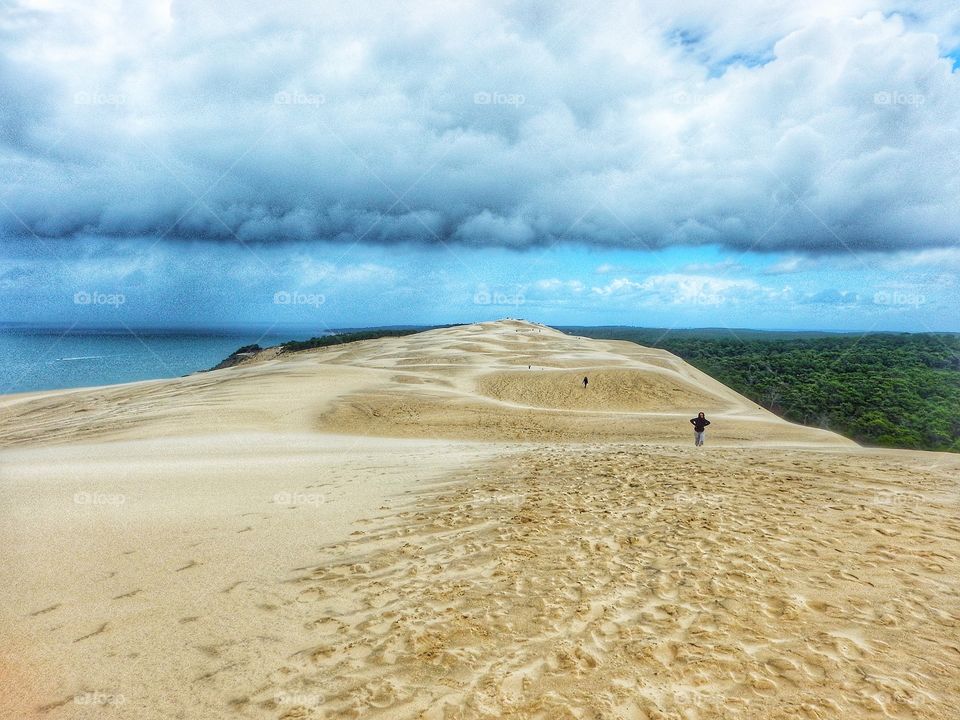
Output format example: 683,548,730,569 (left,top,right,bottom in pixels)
1,1,958,253
590,273,782,306
536,278,585,292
